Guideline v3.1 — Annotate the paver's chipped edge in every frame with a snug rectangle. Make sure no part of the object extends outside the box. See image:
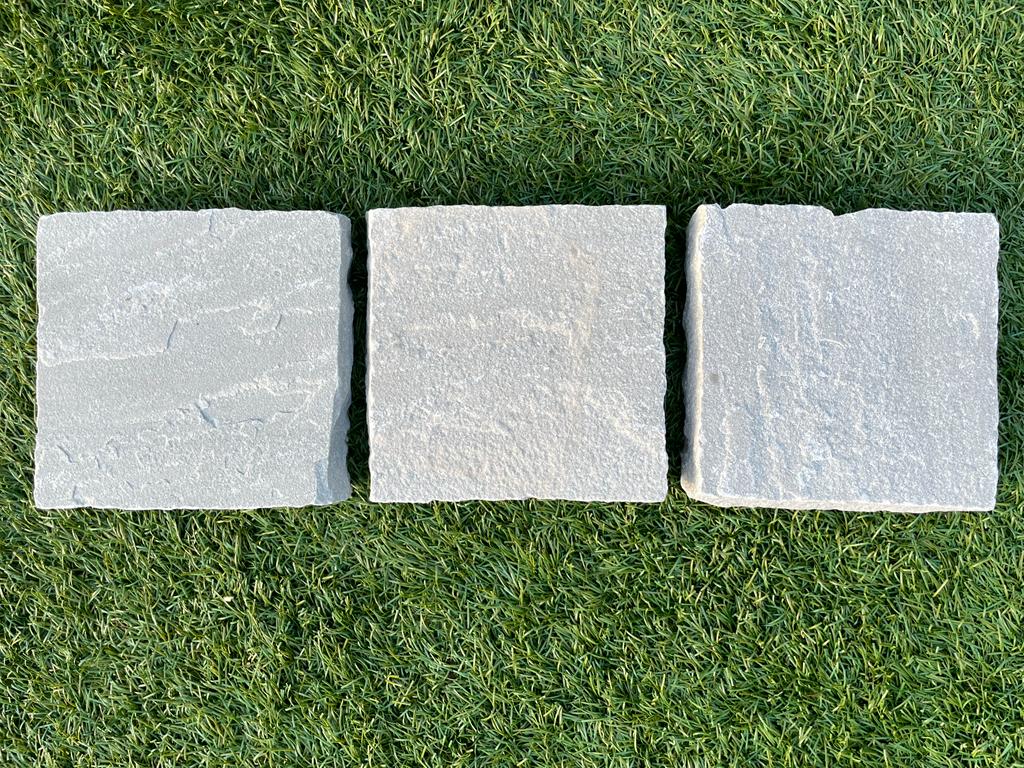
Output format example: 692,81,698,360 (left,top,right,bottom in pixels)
681,204,707,496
